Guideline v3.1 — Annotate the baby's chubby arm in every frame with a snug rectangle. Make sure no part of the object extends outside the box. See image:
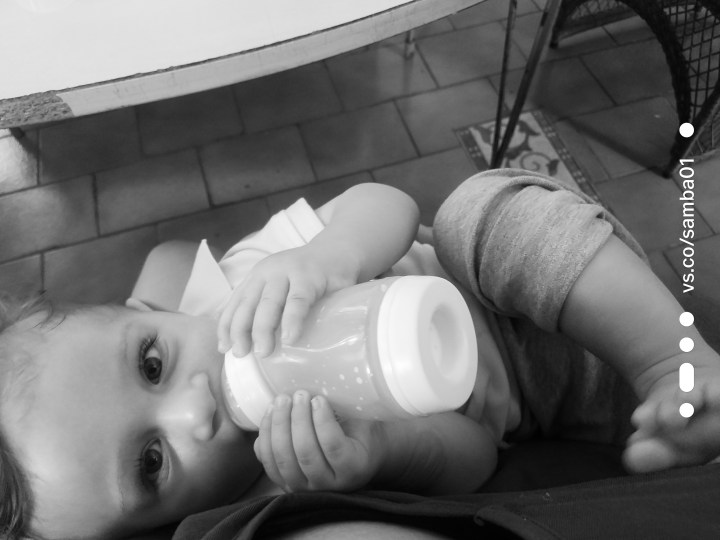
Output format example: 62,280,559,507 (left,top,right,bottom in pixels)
559,235,707,402
559,235,720,471
255,391,497,495
217,183,420,356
